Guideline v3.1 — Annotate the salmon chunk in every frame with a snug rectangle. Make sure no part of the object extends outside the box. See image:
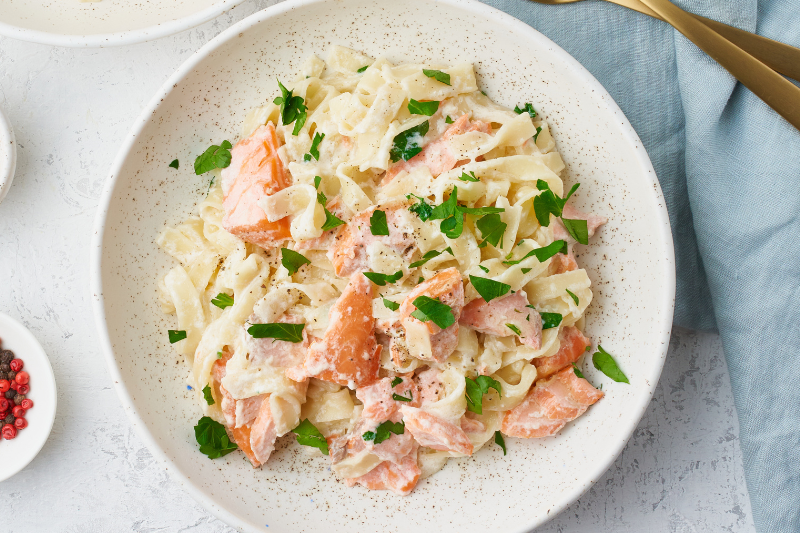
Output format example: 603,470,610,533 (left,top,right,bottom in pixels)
249,398,278,465
383,114,491,184
394,268,464,363
532,326,591,380
345,448,421,495
501,366,603,438
286,272,381,388
246,313,310,368
357,376,421,421
328,201,417,277
551,252,579,275
553,203,607,244
221,123,291,248
460,291,542,349
400,405,473,456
